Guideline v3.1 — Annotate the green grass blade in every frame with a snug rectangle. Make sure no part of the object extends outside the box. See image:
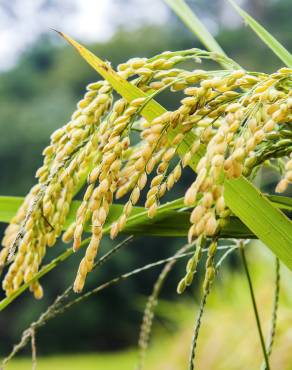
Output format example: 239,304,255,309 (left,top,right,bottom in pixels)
267,195,292,211
227,0,292,67
0,195,291,235
0,196,24,224
0,196,184,235
163,0,241,69
164,0,225,56
225,177,292,270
